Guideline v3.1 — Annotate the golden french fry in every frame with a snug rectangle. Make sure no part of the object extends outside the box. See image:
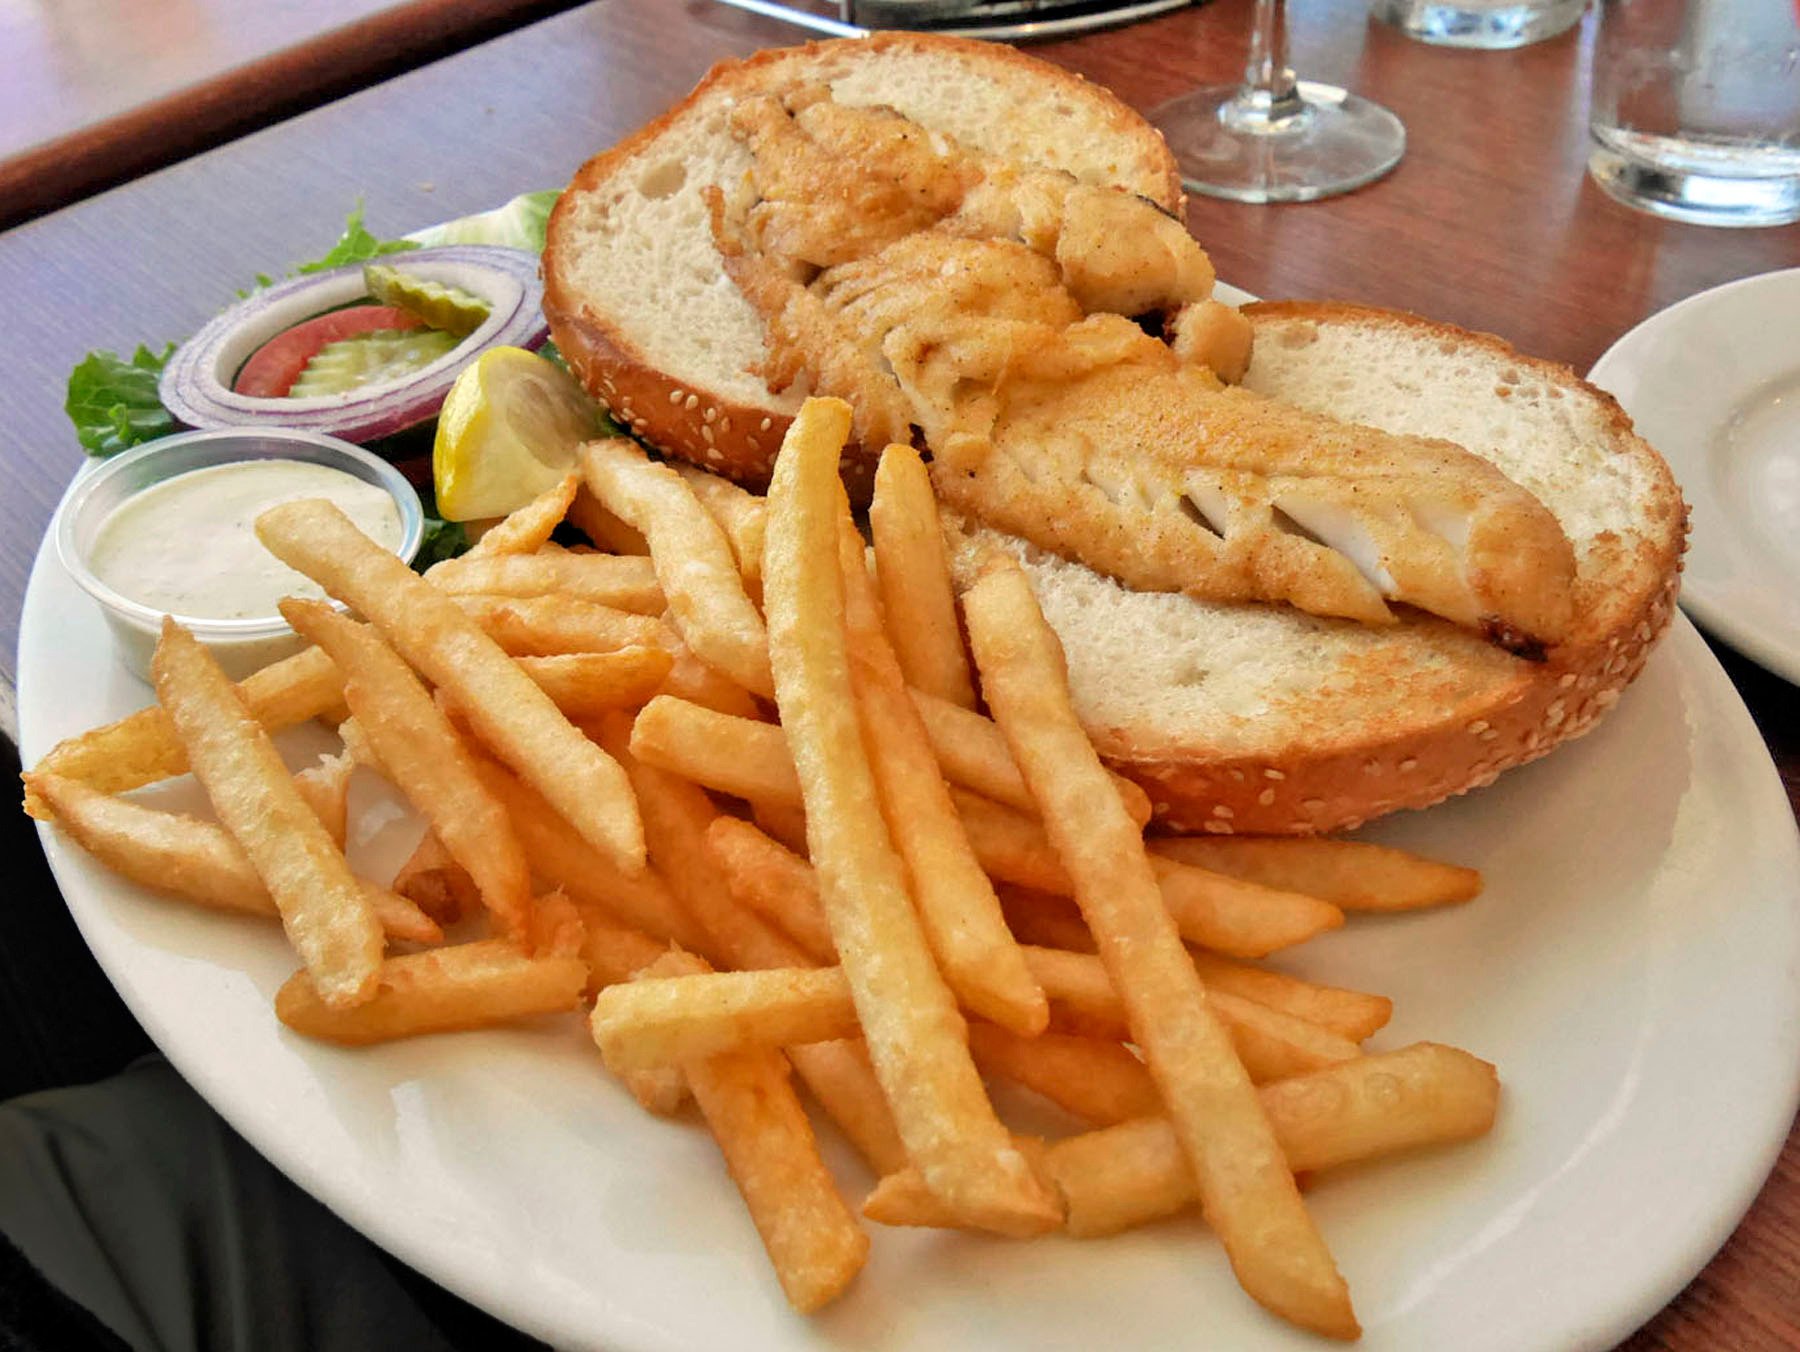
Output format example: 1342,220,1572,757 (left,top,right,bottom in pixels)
909,688,1153,827
514,648,675,717
430,551,663,613
527,887,587,959
869,443,978,708
1053,1043,1501,1237
152,620,383,1008
292,749,353,849
276,940,586,1044
966,1023,1160,1128
455,592,669,657
630,696,800,804
391,831,476,926
1021,945,1360,1082
569,903,673,991
26,772,440,944
567,483,650,555
952,788,1344,959
765,397,1059,1237
1187,951,1392,1043
837,516,1047,1036
998,889,1391,1041
23,645,344,816
705,817,838,965
590,713,795,971
630,692,1146,828
657,640,764,719
625,947,869,1314
964,560,1355,1339
863,1044,1500,1239
583,438,774,698
465,470,580,557
473,757,702,951
675,464,768,596
591,965,856,1071
256,499,645,875
283,599,535,940
1152,836,1483,912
